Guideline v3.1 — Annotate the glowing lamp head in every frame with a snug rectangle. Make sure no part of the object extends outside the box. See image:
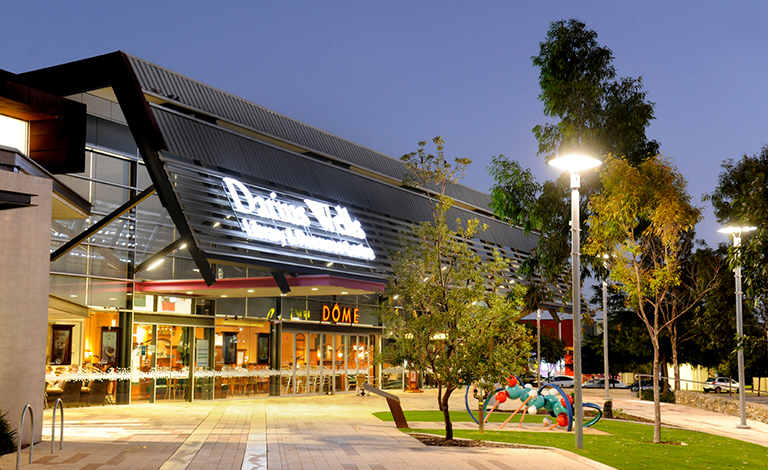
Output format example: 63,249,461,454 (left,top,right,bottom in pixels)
718,226,757,235
547,153,602,172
